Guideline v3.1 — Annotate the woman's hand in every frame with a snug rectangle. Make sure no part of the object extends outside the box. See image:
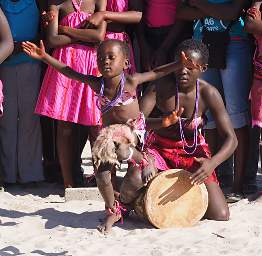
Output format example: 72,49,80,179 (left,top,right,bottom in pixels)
190,157,216,185
162,107,184,128
22,40,46,60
